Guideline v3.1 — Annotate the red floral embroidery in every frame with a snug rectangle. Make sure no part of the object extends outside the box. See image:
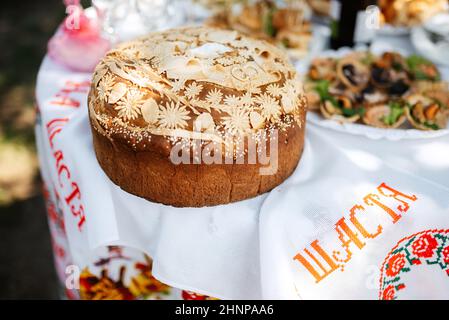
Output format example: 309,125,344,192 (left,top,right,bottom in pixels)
379,229,449,300
182,290,207,300
411,234,438,258
385,253,406,277
382,285,395,300
442,246,449,264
